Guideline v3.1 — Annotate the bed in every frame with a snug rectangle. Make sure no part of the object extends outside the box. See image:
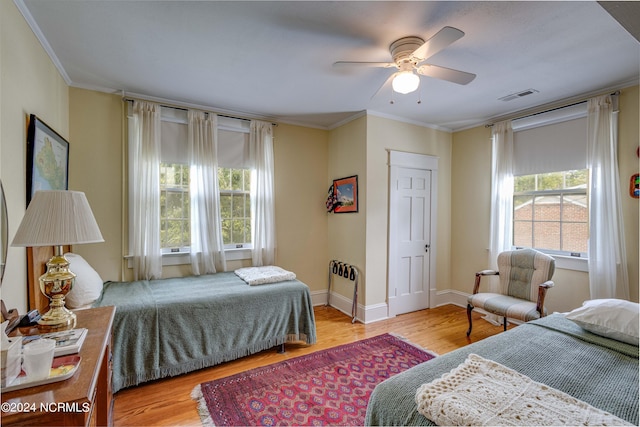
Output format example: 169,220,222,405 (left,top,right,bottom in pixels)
365,306,639,426
93,271,316,393
26,250,316,394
